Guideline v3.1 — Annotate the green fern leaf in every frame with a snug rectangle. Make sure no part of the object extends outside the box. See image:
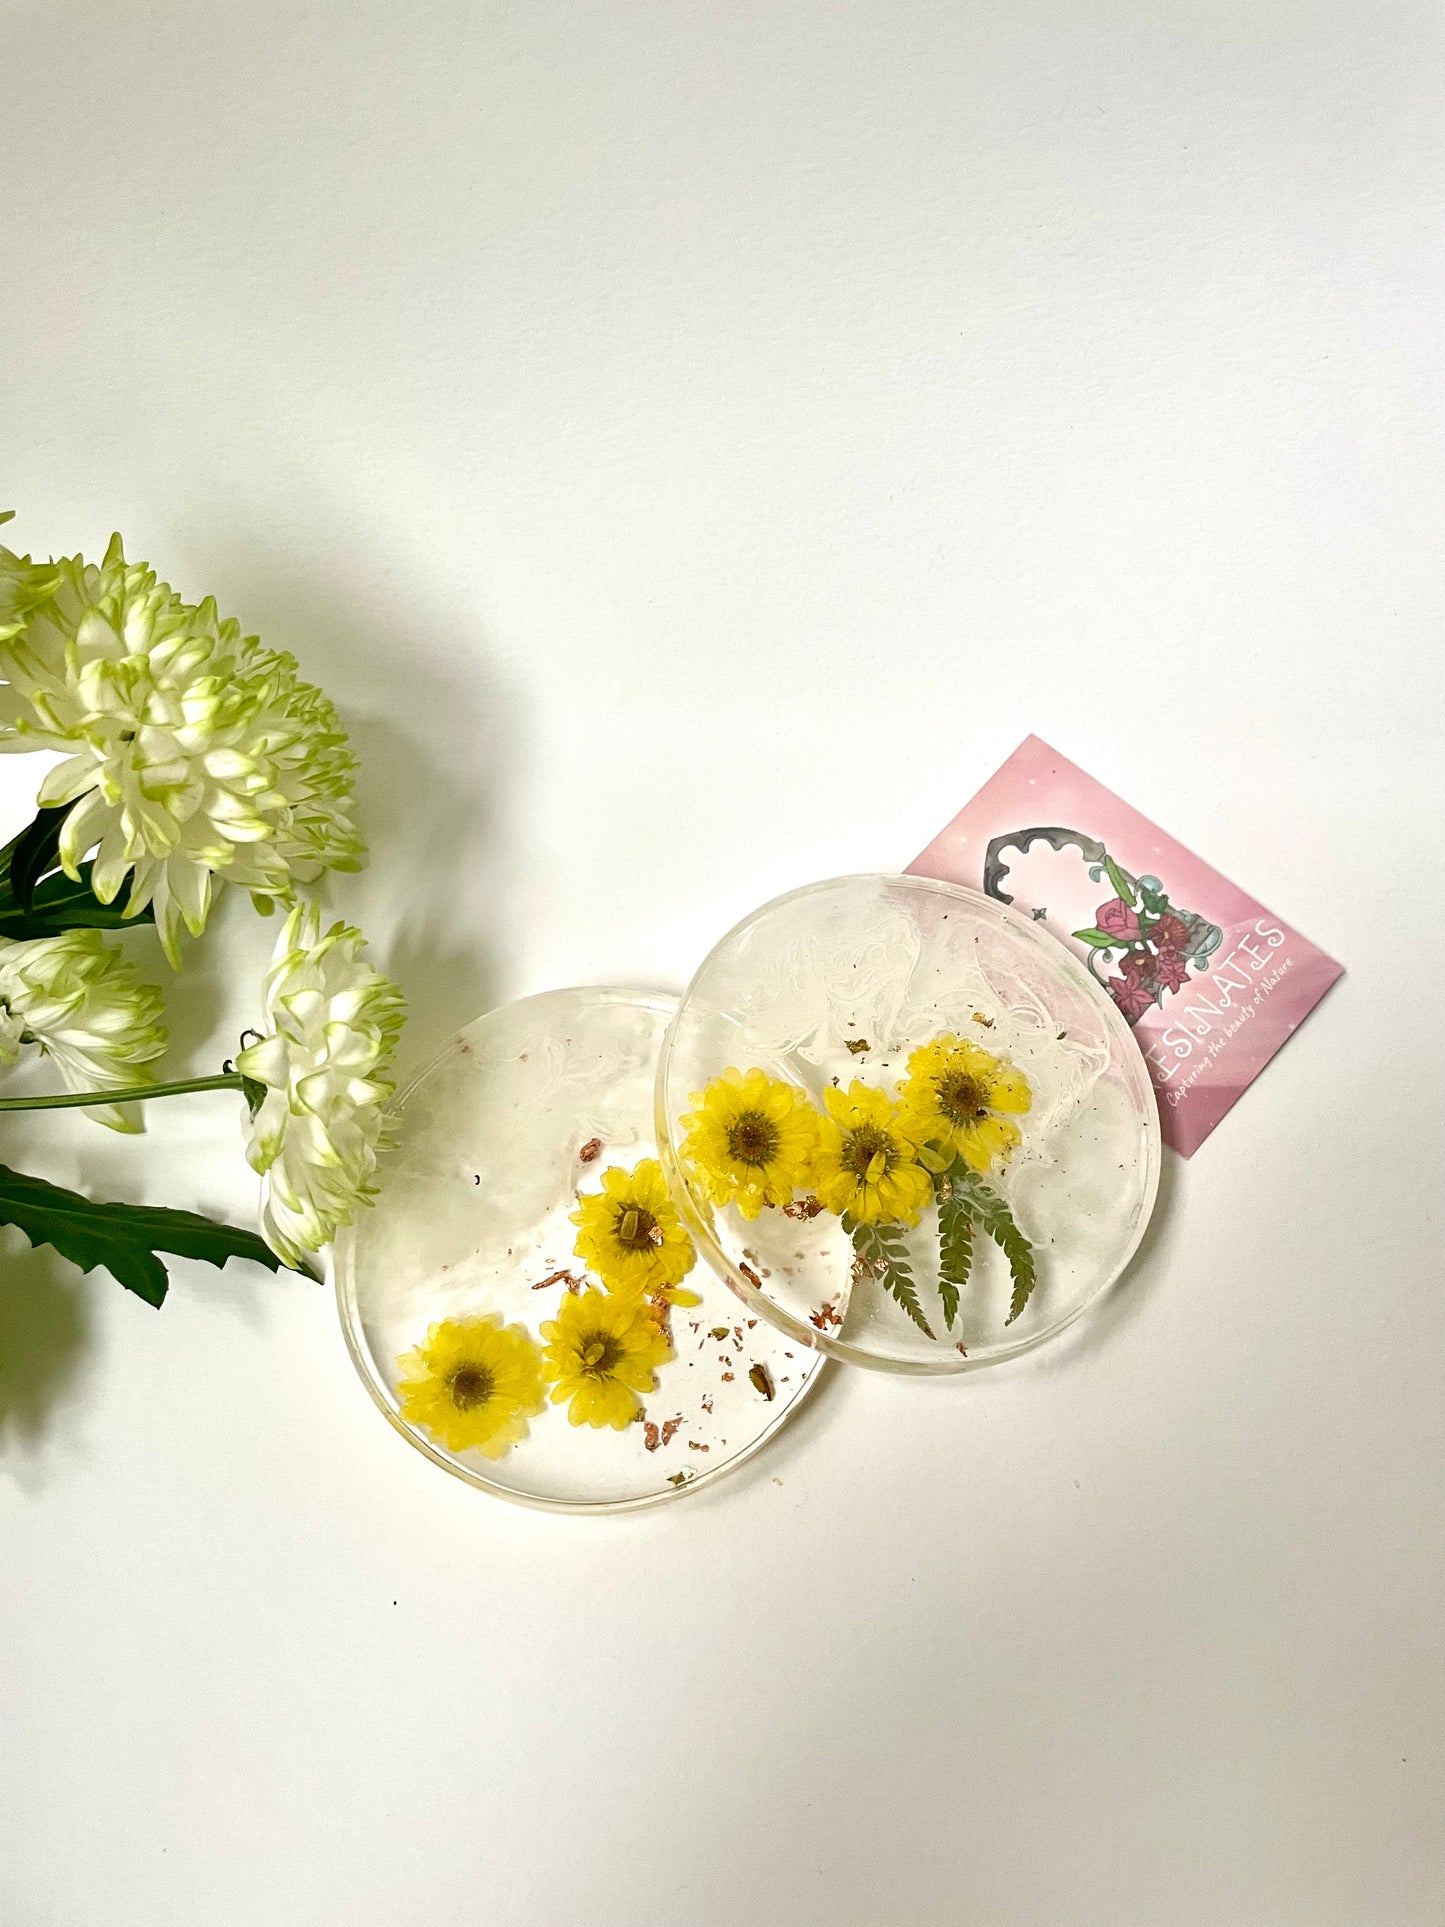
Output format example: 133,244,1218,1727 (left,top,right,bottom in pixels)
947,1168,1037,1325
848,1218,934,1339
936,1194,974,1330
